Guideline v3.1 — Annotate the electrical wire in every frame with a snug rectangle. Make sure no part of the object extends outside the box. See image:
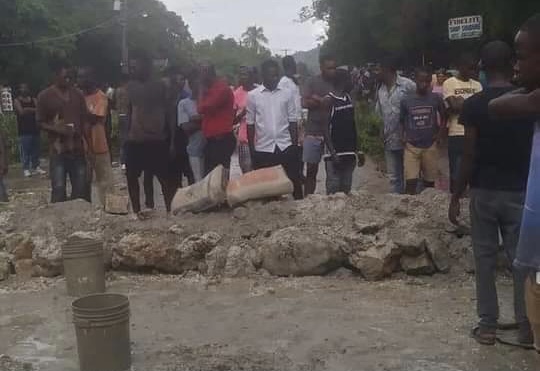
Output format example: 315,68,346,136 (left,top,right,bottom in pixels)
0,16,120,48
0,4,150,49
